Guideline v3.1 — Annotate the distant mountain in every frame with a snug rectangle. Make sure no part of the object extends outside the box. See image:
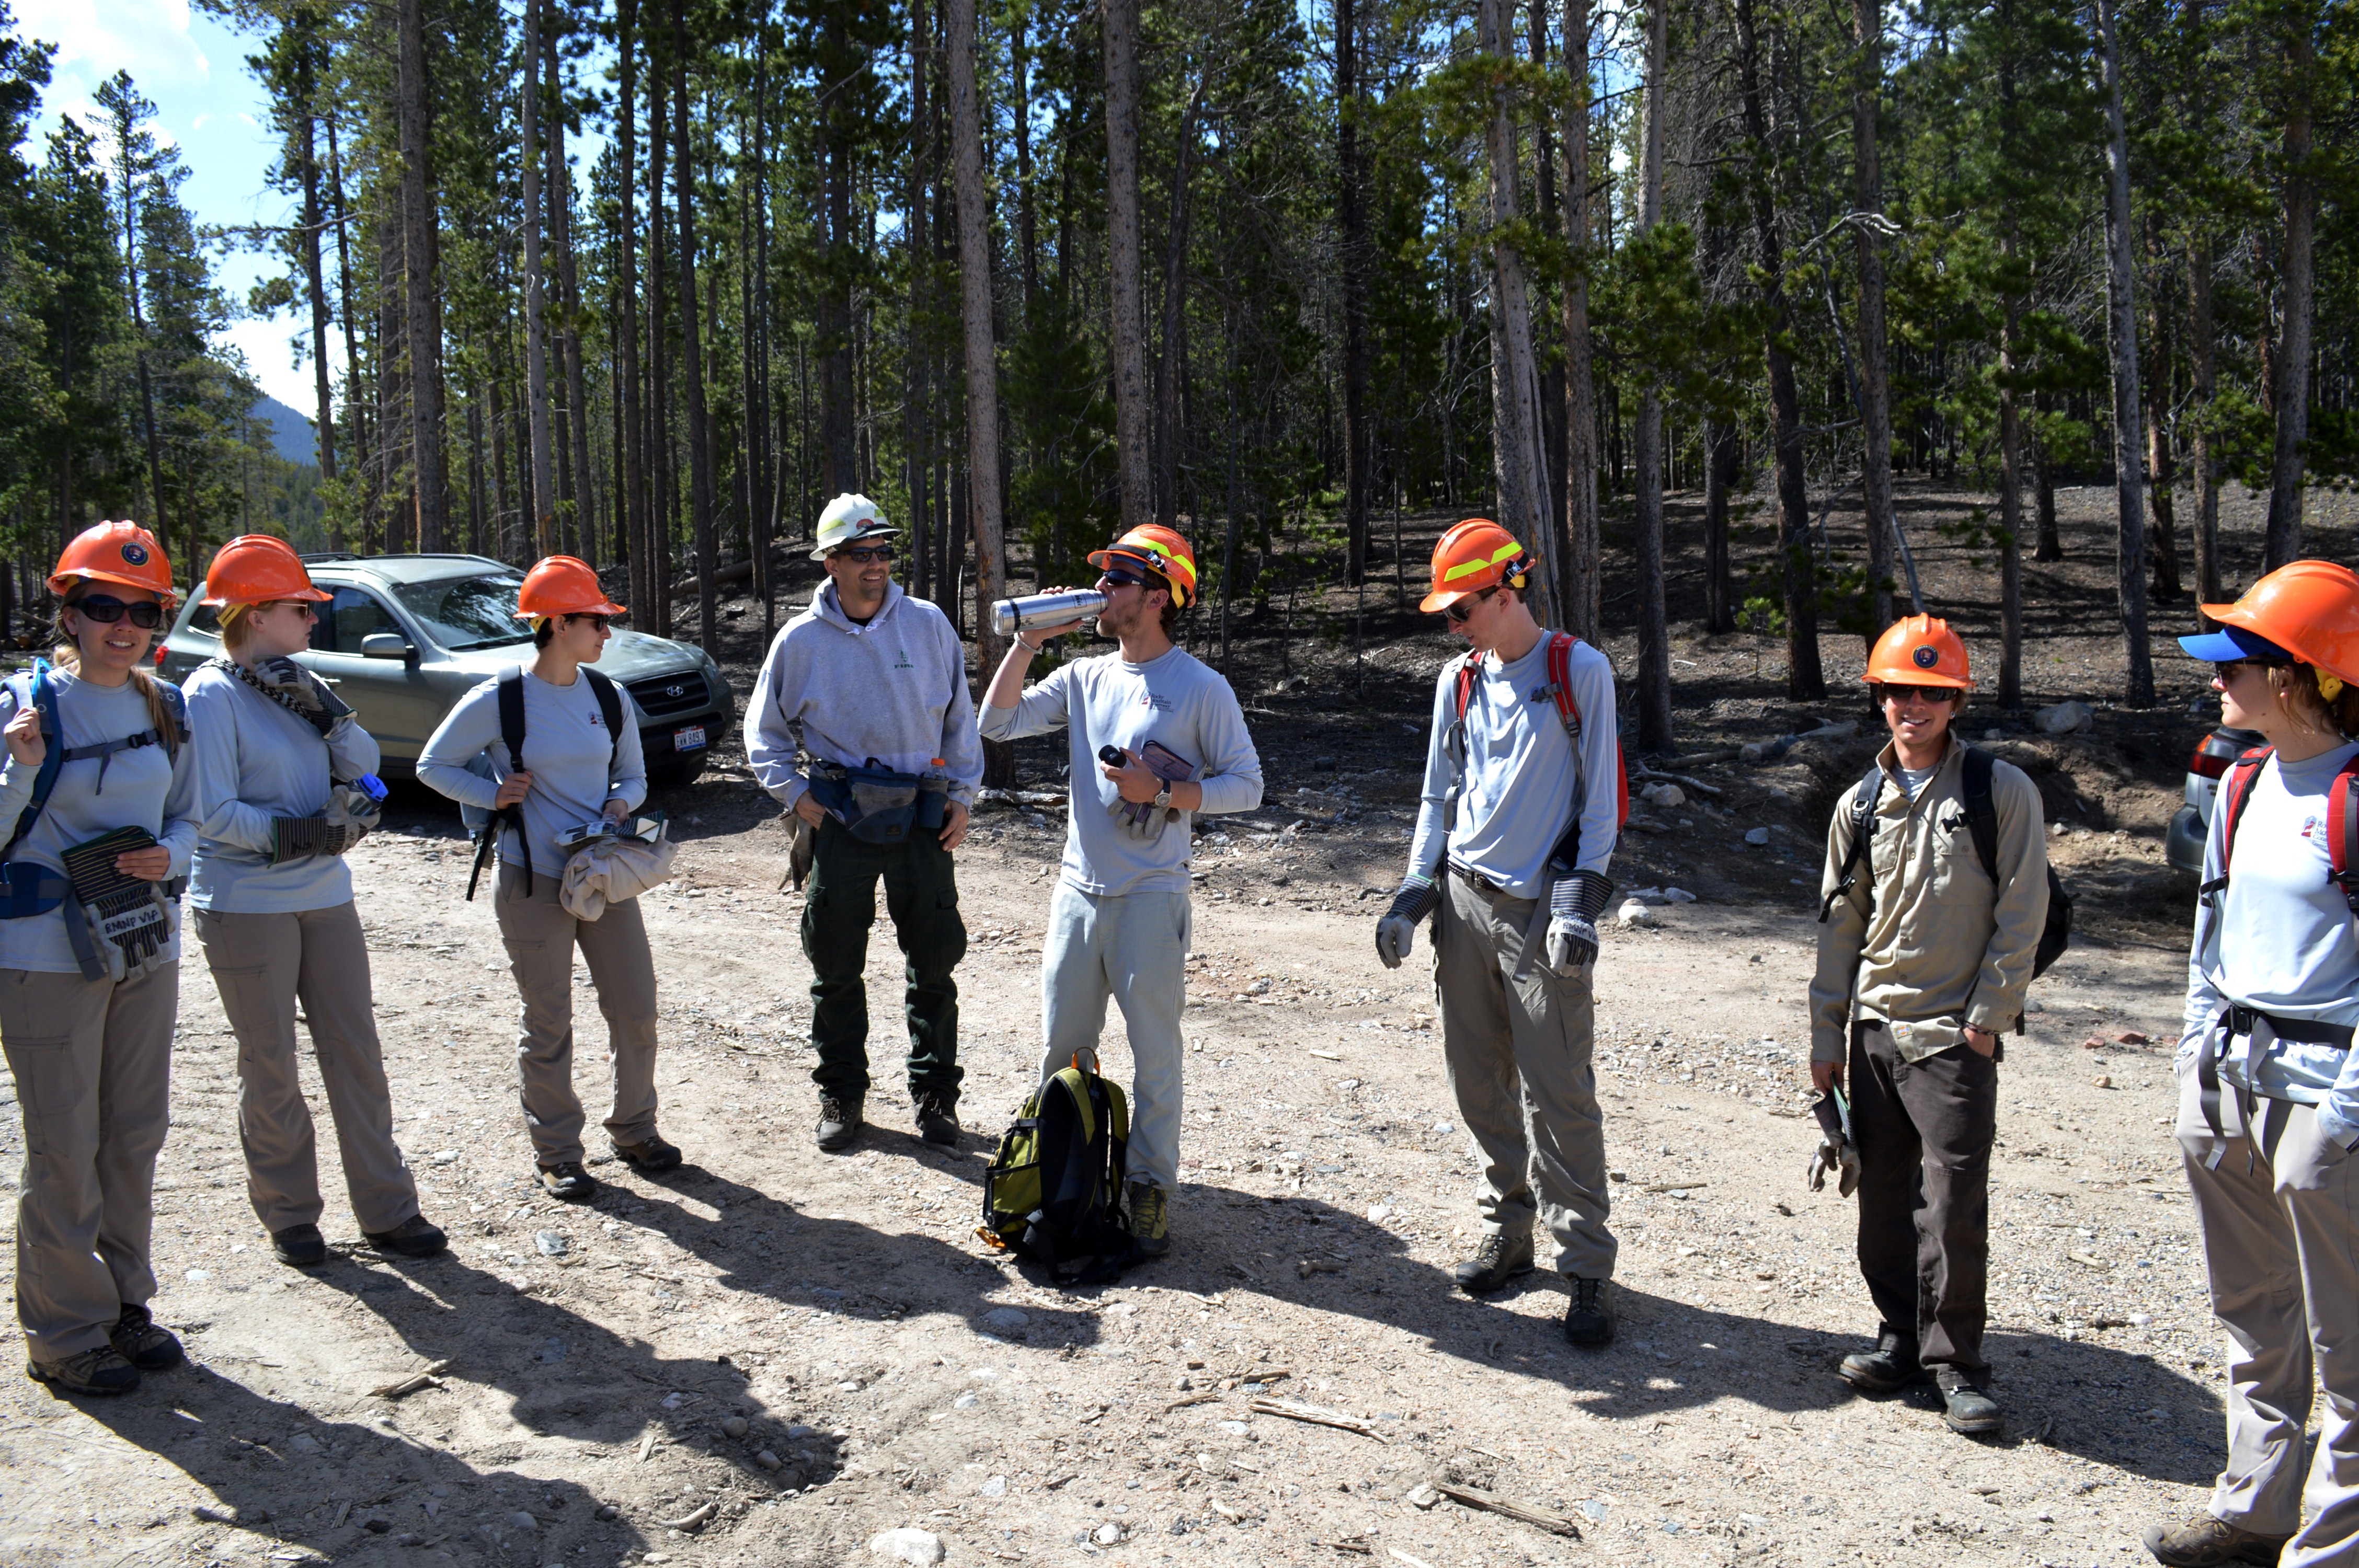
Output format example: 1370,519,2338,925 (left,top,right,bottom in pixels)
251,396,319,467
